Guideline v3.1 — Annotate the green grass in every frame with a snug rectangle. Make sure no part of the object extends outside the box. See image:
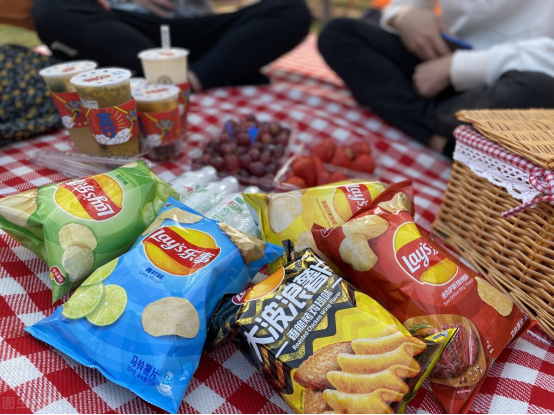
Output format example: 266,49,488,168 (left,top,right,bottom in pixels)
0,24,41,47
